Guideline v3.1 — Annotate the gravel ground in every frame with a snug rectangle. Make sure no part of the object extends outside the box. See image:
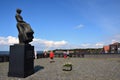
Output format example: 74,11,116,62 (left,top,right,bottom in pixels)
0,58,120,80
